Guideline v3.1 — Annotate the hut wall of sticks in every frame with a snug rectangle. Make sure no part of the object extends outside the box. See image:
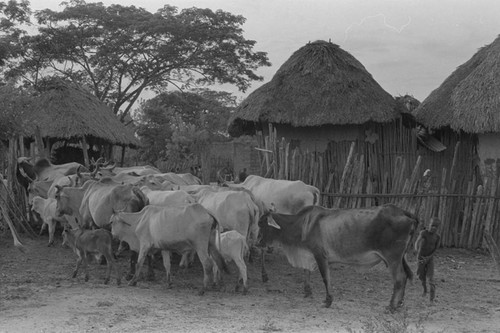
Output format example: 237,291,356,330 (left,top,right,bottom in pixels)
254,123,500,254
